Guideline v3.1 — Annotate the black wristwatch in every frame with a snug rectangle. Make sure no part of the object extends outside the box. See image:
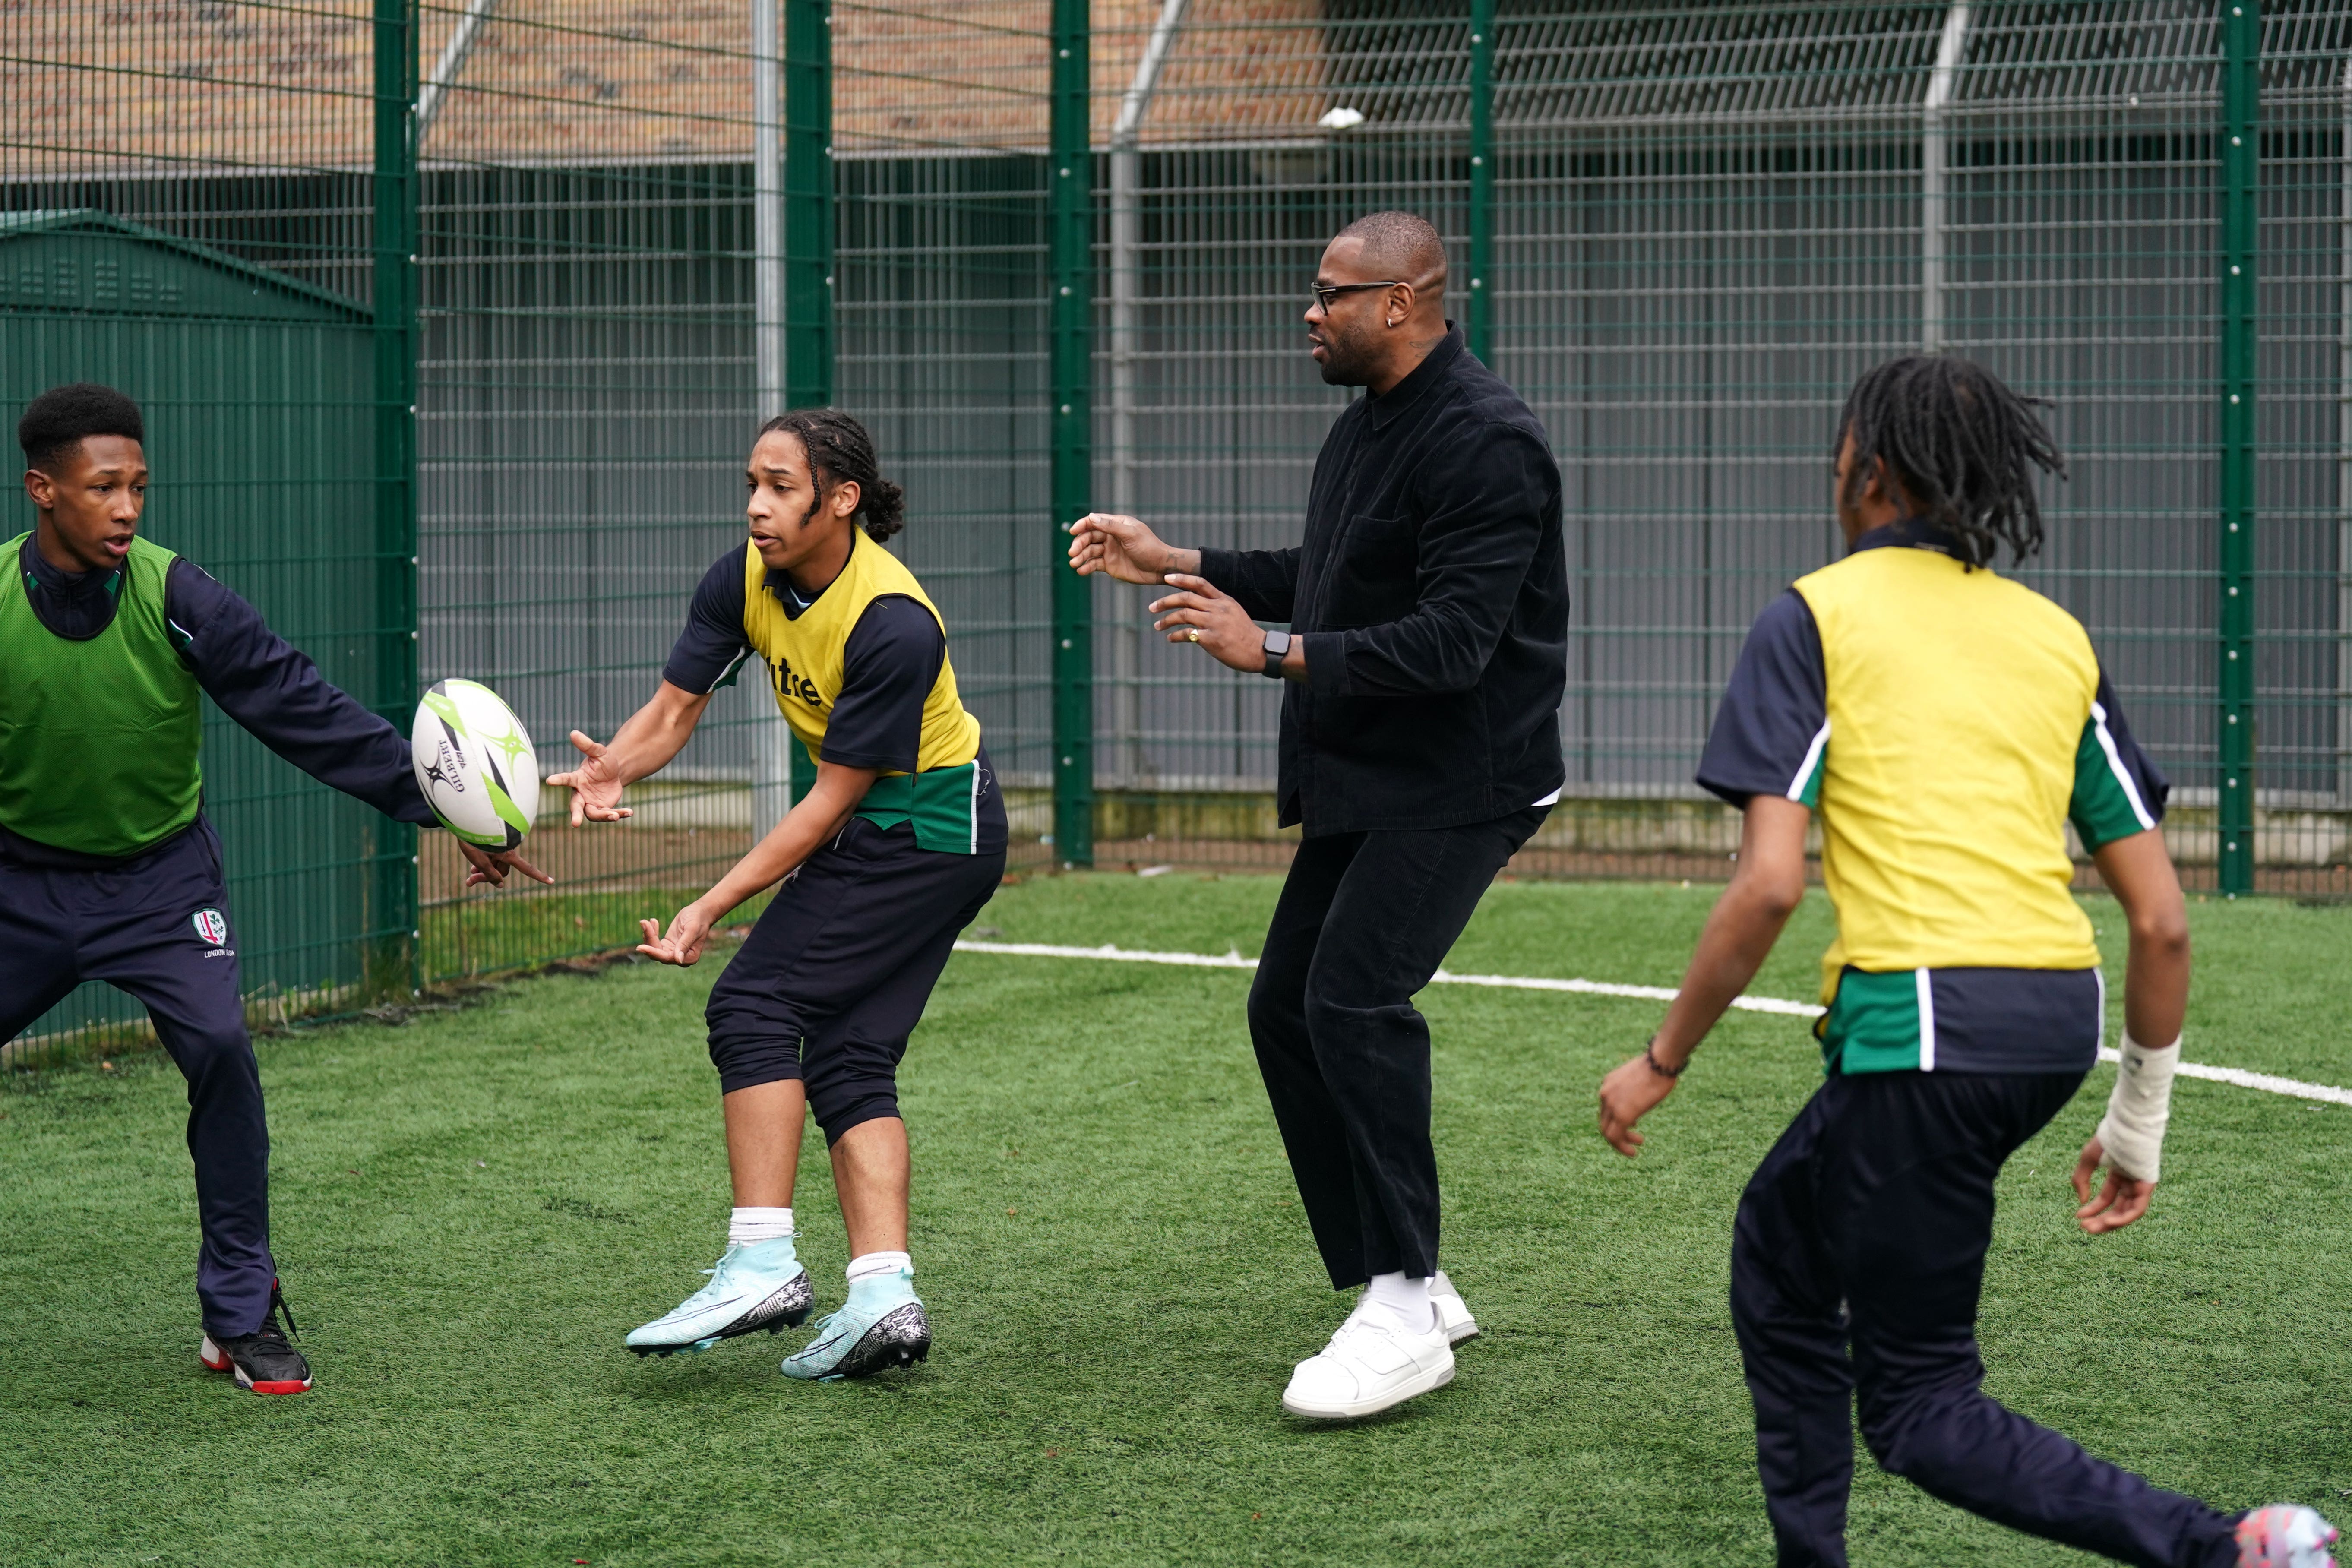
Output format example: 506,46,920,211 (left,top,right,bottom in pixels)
1261,629,1293,678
